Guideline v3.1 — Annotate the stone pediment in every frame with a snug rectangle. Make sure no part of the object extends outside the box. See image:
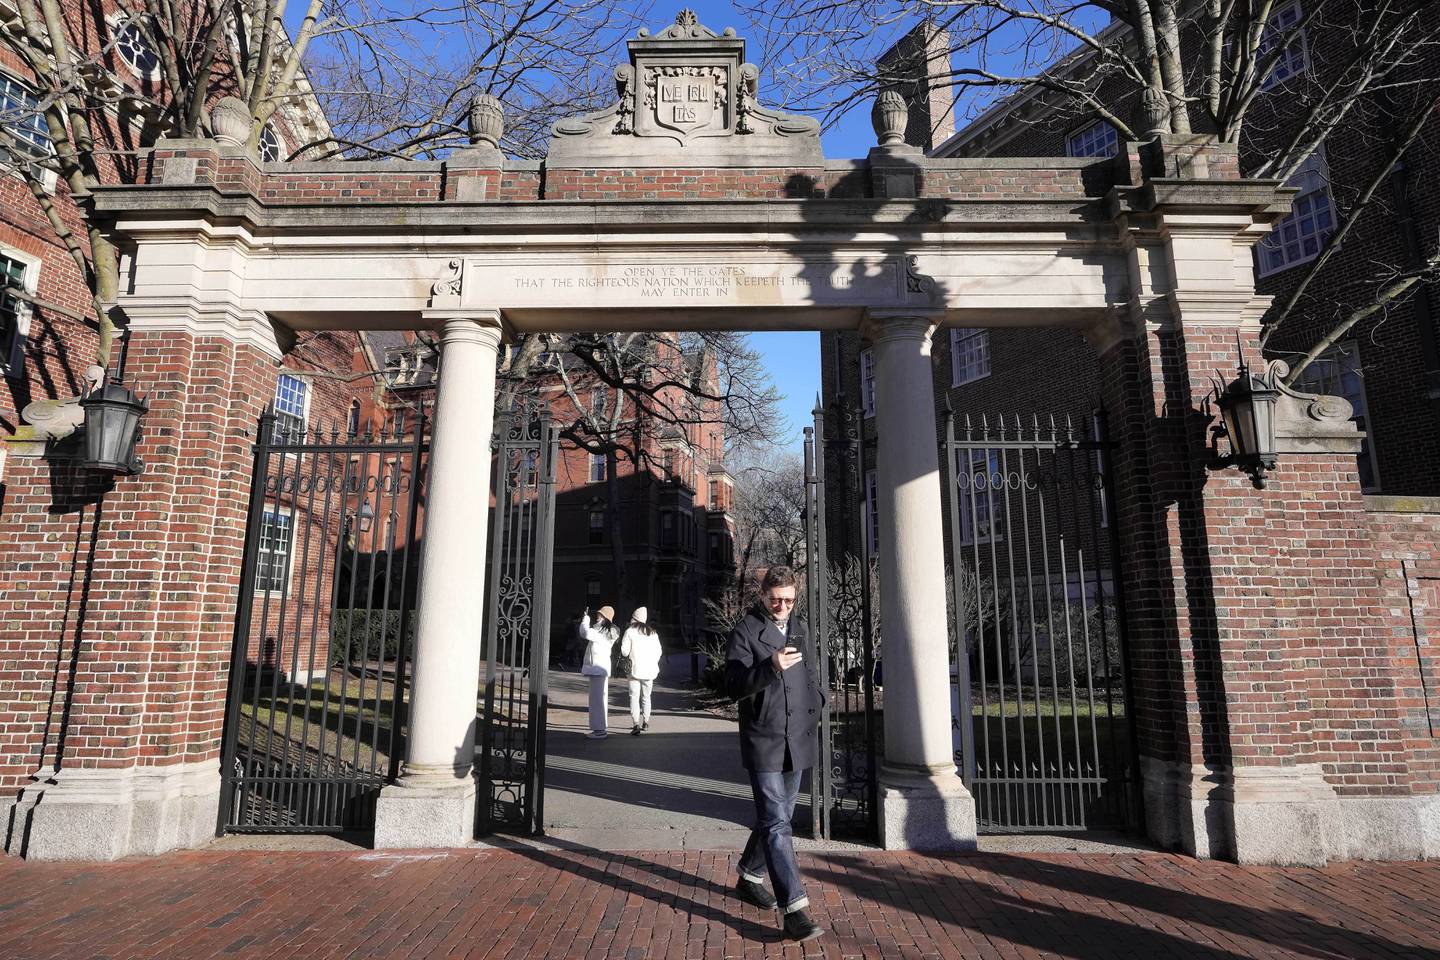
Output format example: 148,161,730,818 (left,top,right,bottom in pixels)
546,9,822,168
